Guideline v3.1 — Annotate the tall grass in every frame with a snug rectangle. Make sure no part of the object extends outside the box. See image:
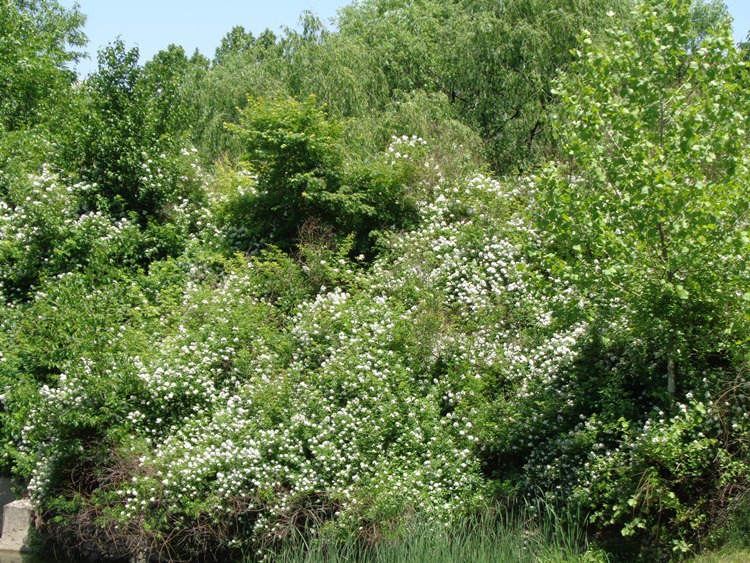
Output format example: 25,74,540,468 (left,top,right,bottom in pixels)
267,499,598,563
